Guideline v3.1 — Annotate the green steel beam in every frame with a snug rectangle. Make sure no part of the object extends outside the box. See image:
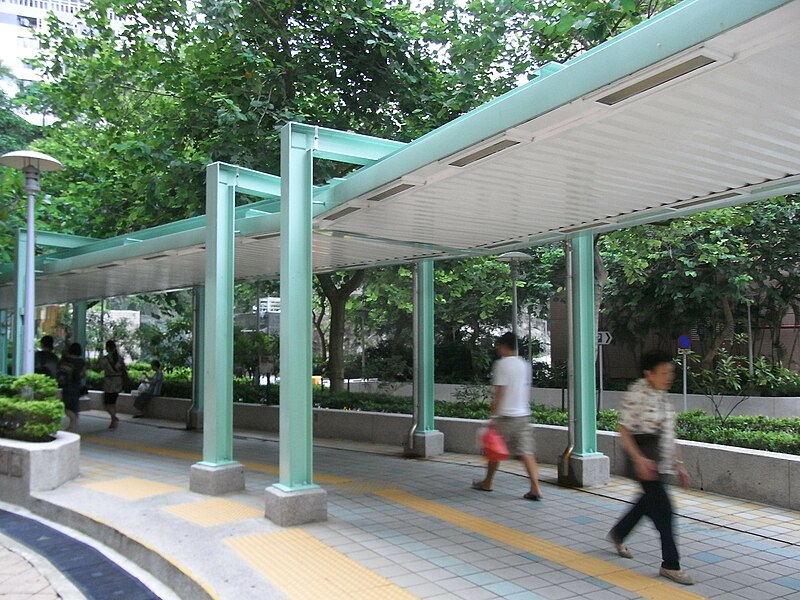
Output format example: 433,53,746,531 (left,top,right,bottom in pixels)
192,286,205,414
286,124,406,166
277,123,317,491
35,231,97,249
414,260,435,431
199,163,236,466
570,232,600,456
324,0,791,209
0,310,7,375
71,301,87,350
216,163,281,199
